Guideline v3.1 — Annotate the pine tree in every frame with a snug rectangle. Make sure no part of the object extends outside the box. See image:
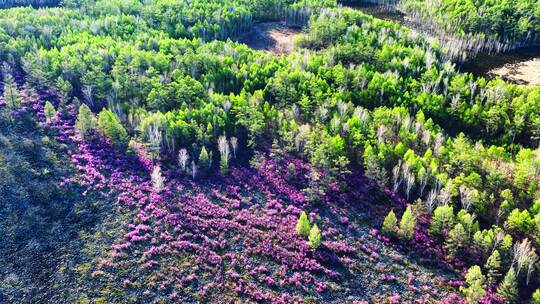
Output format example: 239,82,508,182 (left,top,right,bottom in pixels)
308,224,321,250
75,104,96,139
3,74,21,109
382,210,398,236
429,204,455,236
460,265,486,304
199,147,211,173
44,101,56,123
485,250,502,286
296,211,311,237
444,223,467,258
497,268,518,304
399,205,416,240
97,109,128,147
